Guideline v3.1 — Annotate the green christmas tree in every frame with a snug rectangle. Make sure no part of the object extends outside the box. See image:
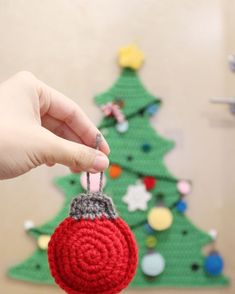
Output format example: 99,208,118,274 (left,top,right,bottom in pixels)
8,45,229,288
